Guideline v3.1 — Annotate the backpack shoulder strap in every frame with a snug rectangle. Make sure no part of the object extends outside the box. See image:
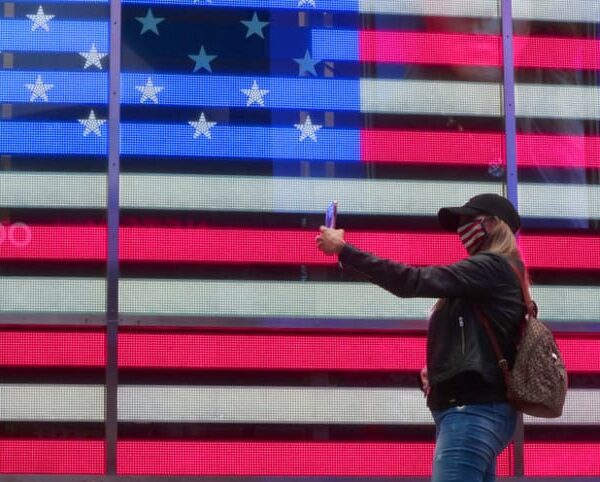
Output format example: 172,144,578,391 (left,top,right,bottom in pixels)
474,255,533,382
474,306,511,378
505,257,537,319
